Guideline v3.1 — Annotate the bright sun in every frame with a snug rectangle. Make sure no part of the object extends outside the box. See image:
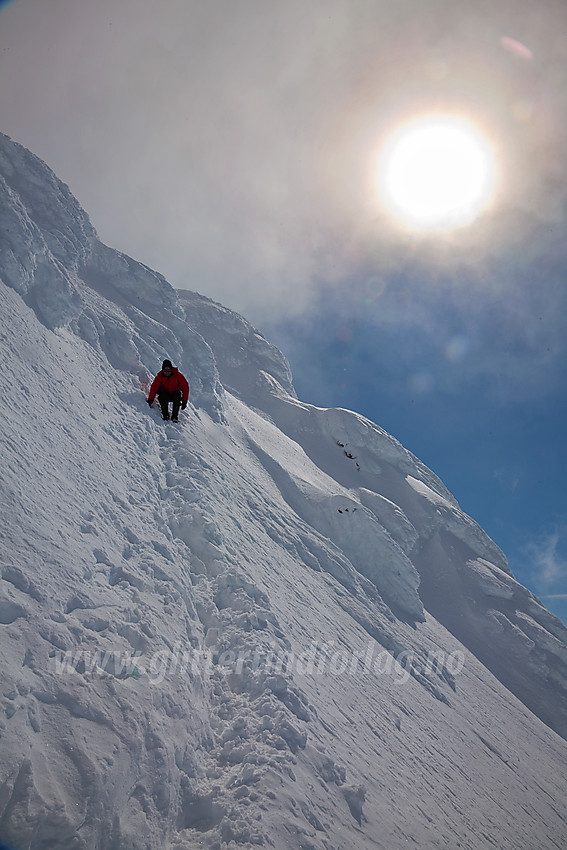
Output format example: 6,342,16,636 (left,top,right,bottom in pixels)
378,115,497,230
